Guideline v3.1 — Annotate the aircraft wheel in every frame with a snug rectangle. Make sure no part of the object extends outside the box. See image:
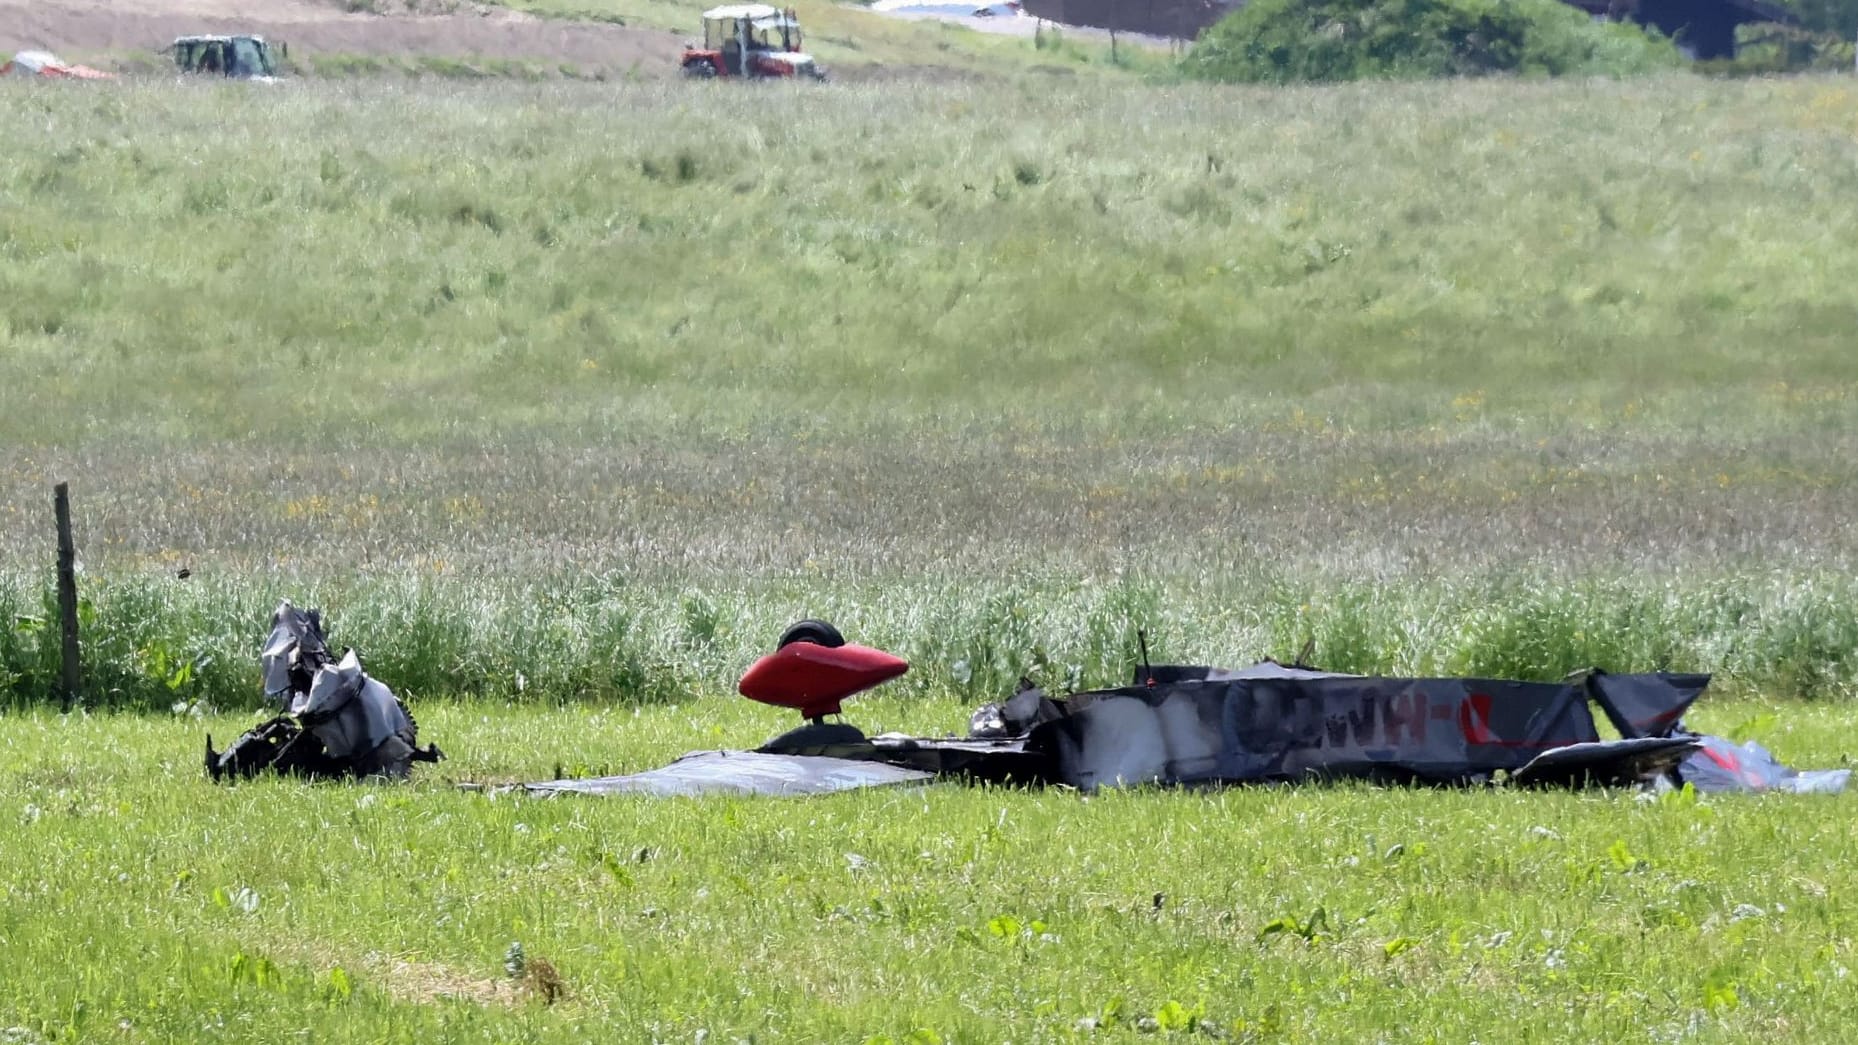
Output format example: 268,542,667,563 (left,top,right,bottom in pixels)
778,618,845,649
